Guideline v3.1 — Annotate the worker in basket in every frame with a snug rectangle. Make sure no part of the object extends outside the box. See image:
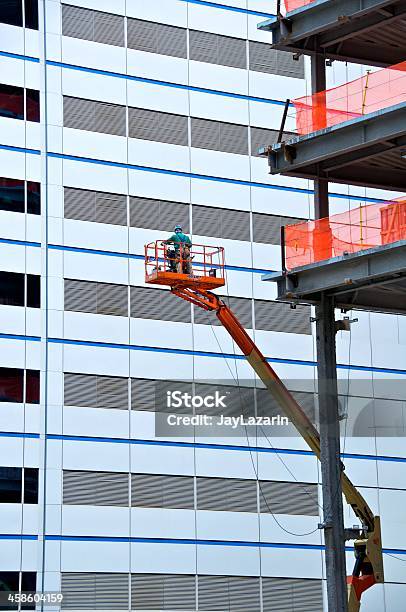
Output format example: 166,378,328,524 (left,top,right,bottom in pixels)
165,225,192,274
